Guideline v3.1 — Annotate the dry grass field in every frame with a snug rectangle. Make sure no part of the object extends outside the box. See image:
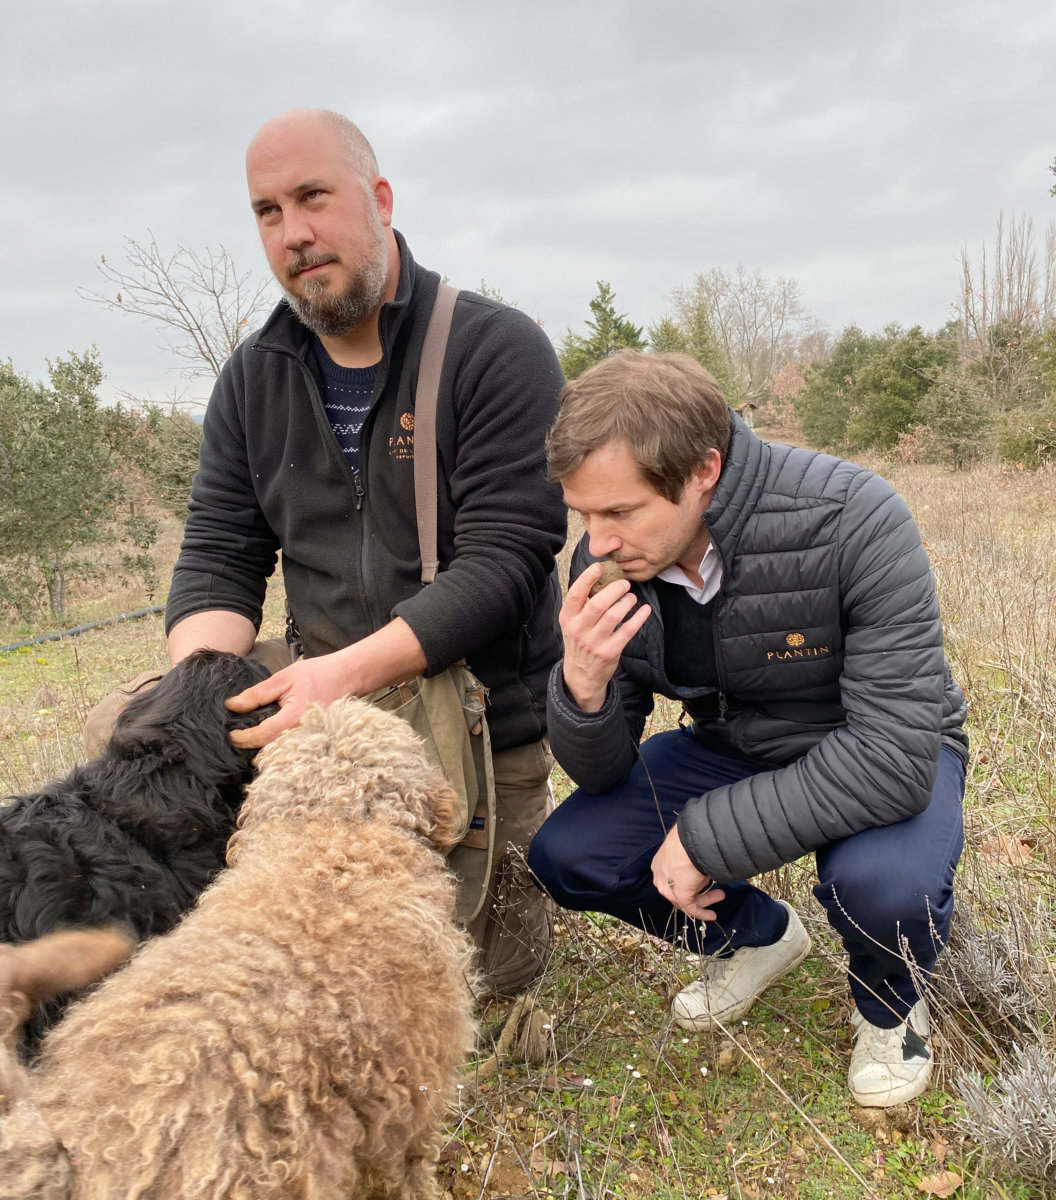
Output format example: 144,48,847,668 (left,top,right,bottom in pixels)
1,448,1054,1199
